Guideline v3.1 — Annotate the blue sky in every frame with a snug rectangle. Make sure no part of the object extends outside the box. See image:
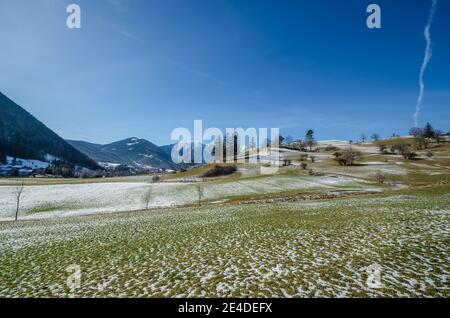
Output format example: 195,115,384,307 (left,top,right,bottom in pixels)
0,0,449,145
